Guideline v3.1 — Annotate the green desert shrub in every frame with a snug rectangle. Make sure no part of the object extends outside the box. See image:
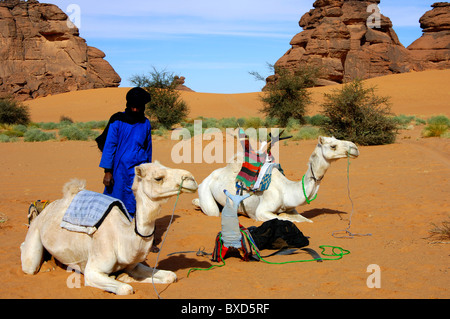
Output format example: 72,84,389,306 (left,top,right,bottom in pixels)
292,126,322,141
320,80,397,146
59,125,97,141
24,129,56,142
0,134,18,143
36,122,59,130
130,67,189,129
422,115,450,137
255,65,318,127
307,114,330,126
243,117,264,129
0,97,30,125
